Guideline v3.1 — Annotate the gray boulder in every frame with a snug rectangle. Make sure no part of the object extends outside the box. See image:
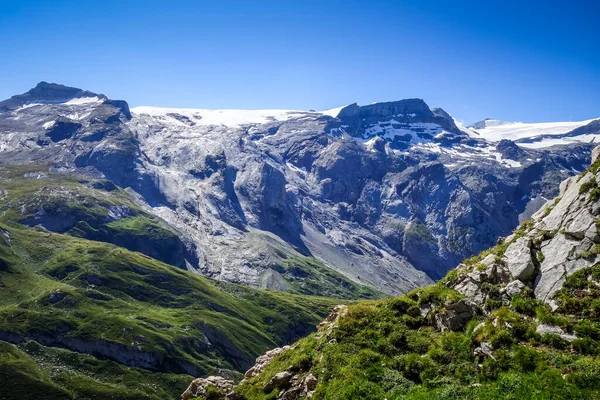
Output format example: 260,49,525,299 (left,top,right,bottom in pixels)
503,237,535,281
